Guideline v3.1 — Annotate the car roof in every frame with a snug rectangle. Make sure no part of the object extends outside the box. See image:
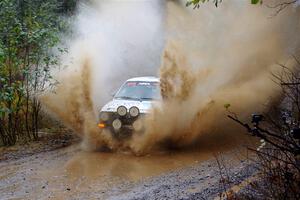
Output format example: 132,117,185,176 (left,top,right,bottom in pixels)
126,76,160,82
